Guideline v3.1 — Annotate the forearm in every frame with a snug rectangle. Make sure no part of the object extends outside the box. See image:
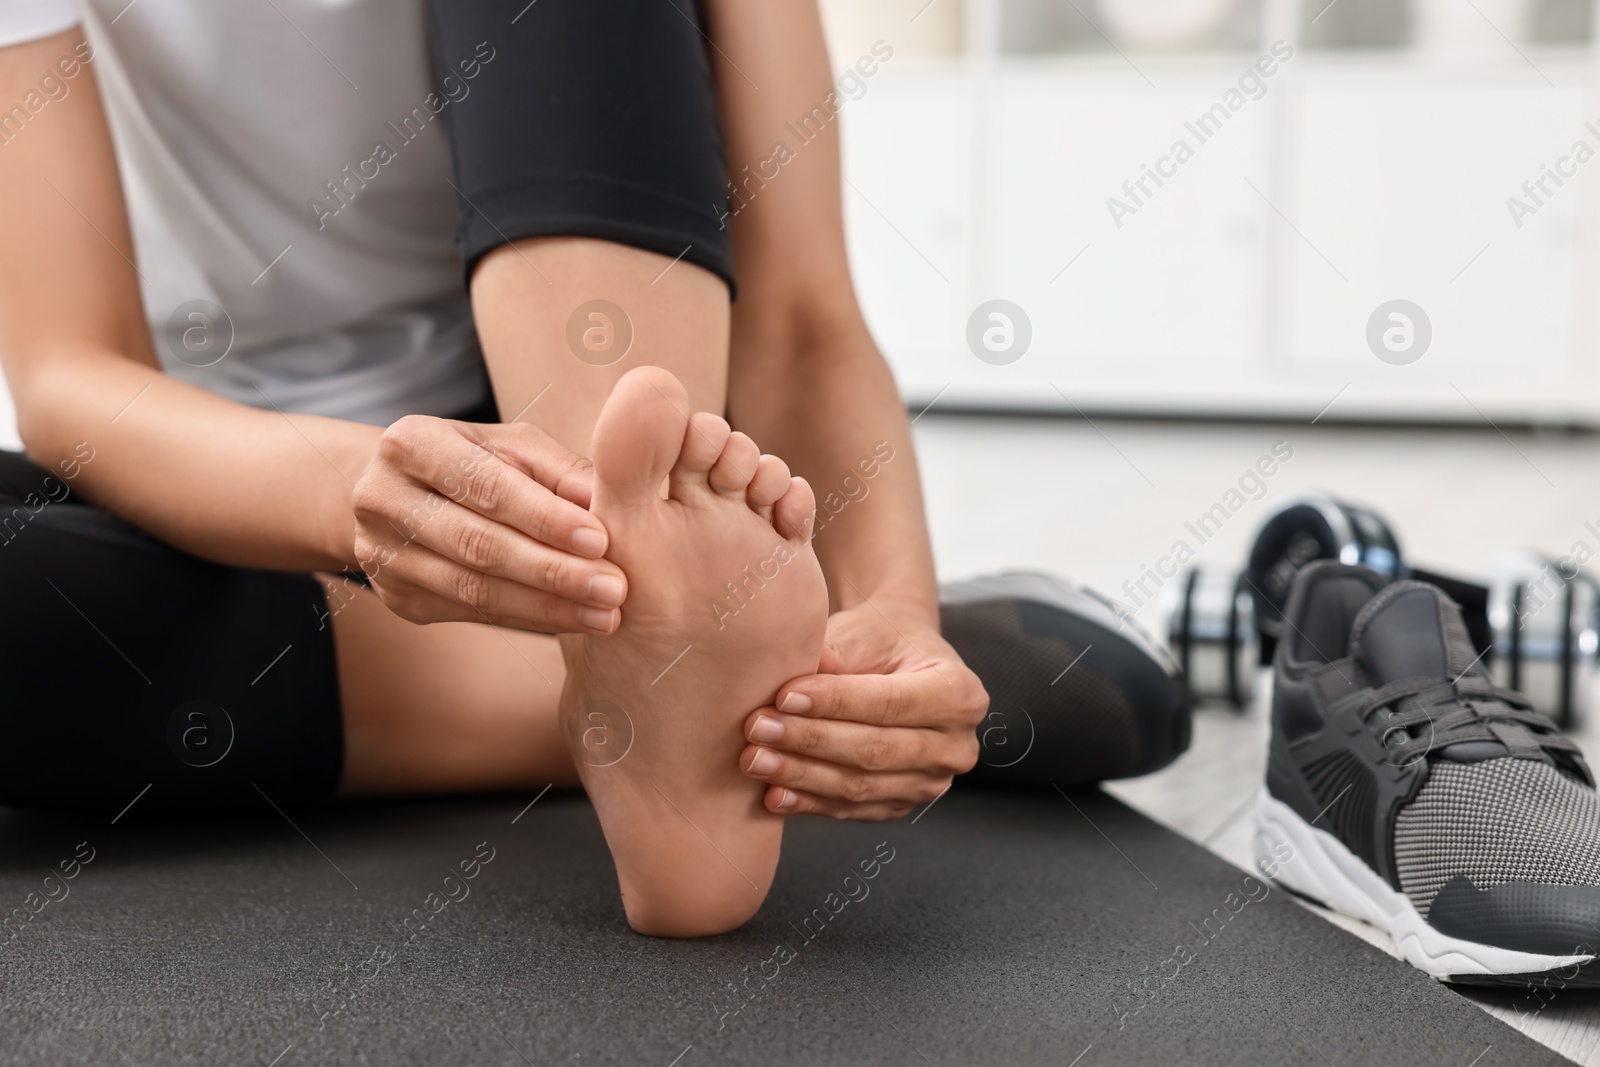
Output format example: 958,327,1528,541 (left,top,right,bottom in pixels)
16,346,376,572
700,0,938,630
730,318,938,629
0,30,375,574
